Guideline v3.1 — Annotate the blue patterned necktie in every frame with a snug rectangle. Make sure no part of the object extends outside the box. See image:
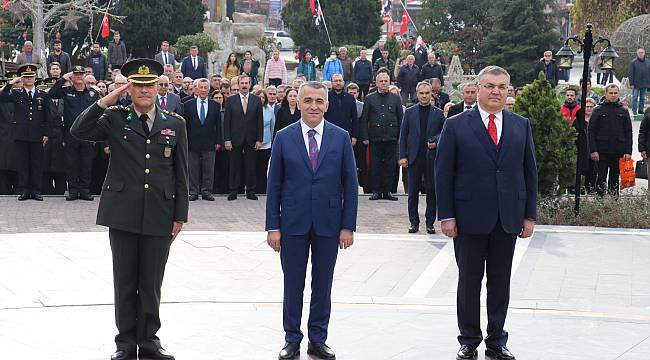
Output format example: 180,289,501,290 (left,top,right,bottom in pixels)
200,100,206,124
308,129,319,170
